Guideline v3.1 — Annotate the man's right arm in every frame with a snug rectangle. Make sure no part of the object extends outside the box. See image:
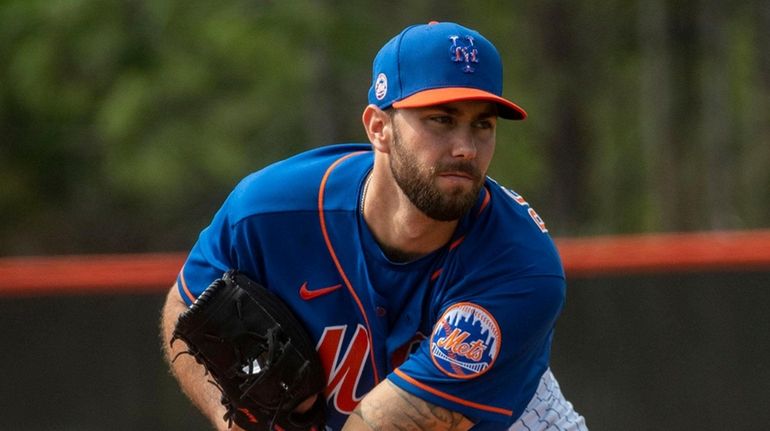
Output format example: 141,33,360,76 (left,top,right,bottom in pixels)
160,283,244,431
